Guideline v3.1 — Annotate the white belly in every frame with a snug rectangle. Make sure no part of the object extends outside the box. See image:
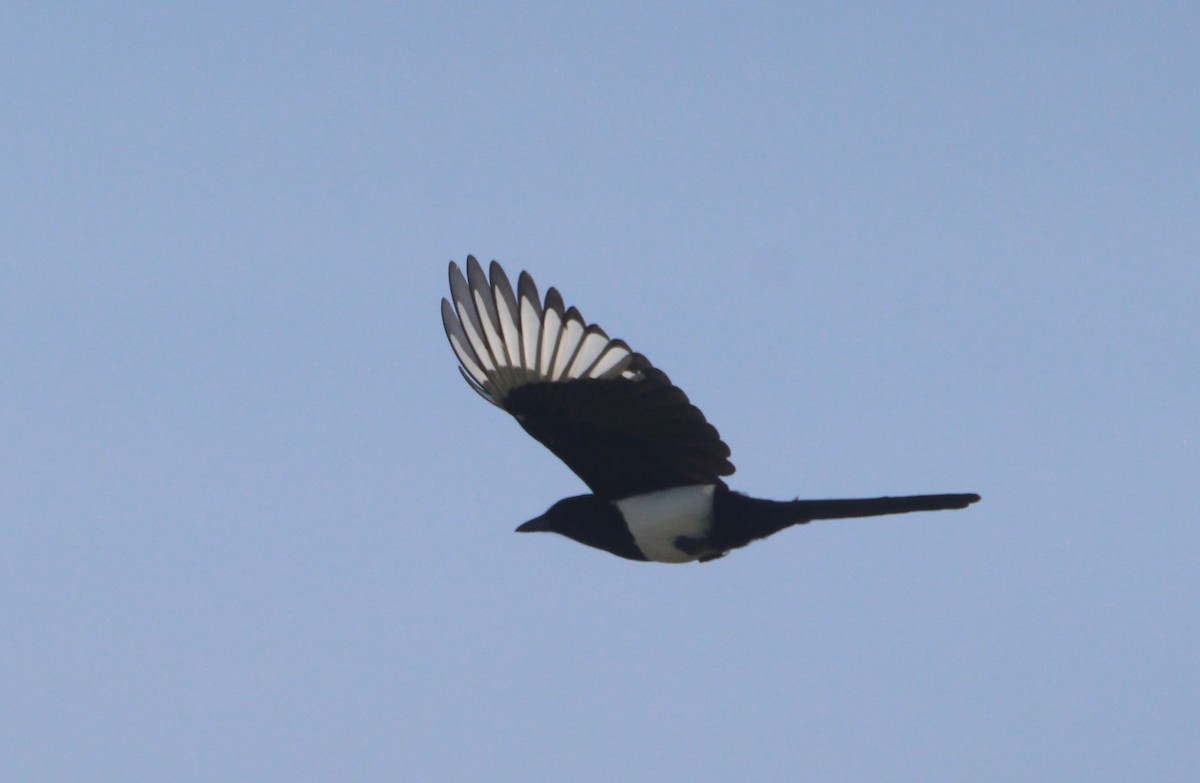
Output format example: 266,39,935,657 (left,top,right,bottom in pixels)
614,485,716,563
